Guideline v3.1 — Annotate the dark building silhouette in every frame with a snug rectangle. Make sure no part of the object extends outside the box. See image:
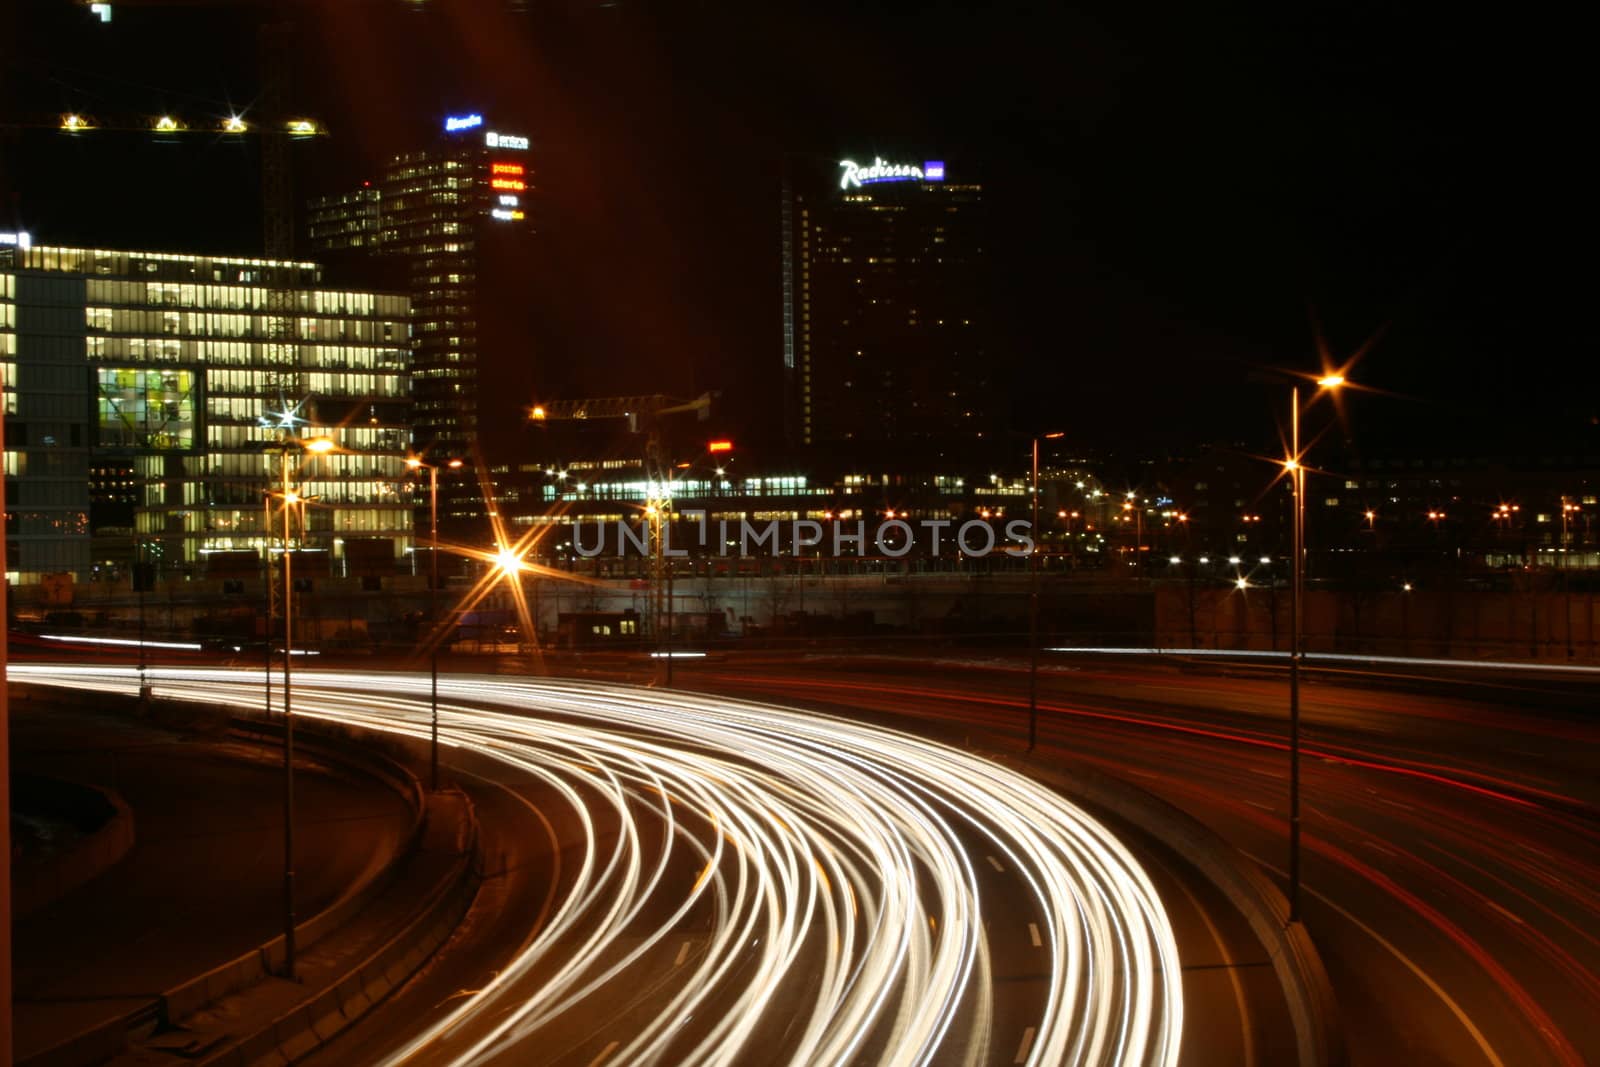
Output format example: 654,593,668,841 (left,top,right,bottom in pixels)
781,153,997,454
